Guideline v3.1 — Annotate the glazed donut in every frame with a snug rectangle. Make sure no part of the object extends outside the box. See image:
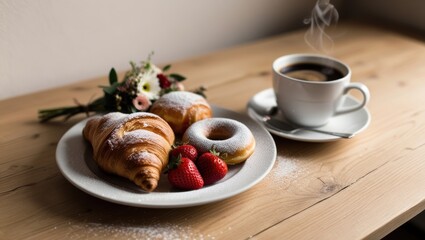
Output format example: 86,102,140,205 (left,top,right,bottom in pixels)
182,118,256,165
150,91,212,135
